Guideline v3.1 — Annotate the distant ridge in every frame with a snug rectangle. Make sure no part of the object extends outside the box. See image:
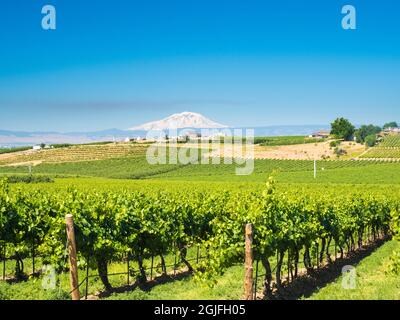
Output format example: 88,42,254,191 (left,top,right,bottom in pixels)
0,125,331,147
129,112,228,131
